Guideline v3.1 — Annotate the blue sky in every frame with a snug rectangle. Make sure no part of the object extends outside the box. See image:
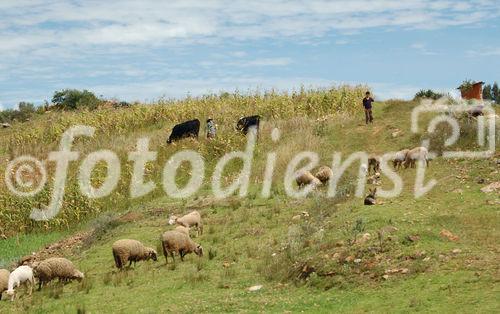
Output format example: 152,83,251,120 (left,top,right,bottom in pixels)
1,0,500,109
